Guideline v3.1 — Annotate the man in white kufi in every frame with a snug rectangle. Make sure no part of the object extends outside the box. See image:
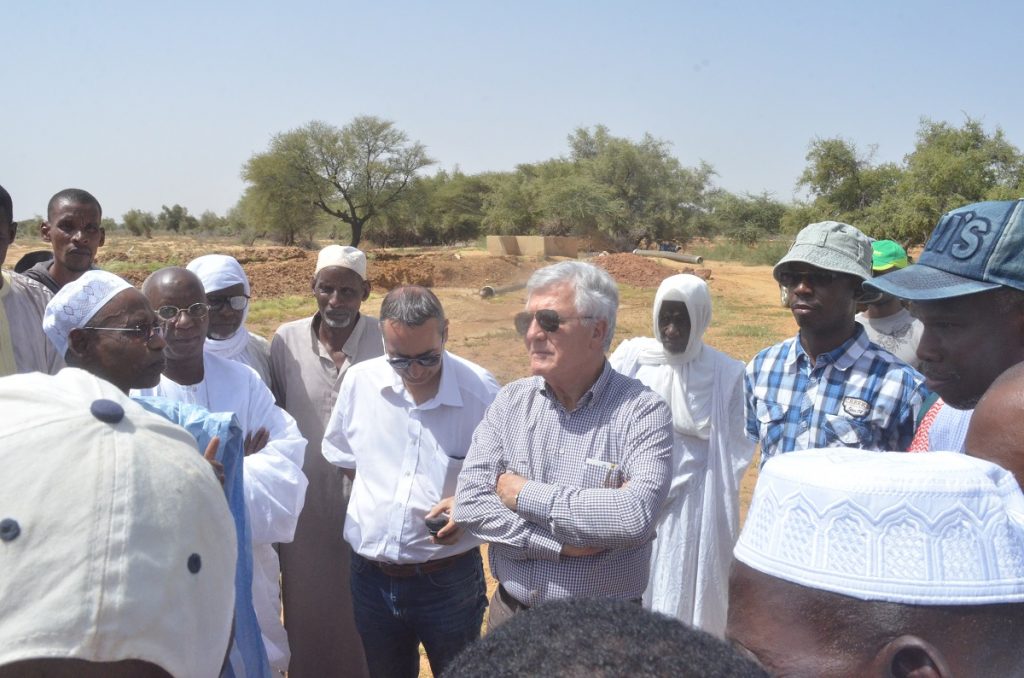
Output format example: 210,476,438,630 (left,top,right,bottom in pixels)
726,448,1024,676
